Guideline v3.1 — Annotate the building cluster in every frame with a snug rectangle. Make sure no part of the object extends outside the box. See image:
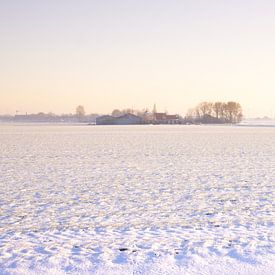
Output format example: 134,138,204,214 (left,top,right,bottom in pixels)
96,108,182,125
